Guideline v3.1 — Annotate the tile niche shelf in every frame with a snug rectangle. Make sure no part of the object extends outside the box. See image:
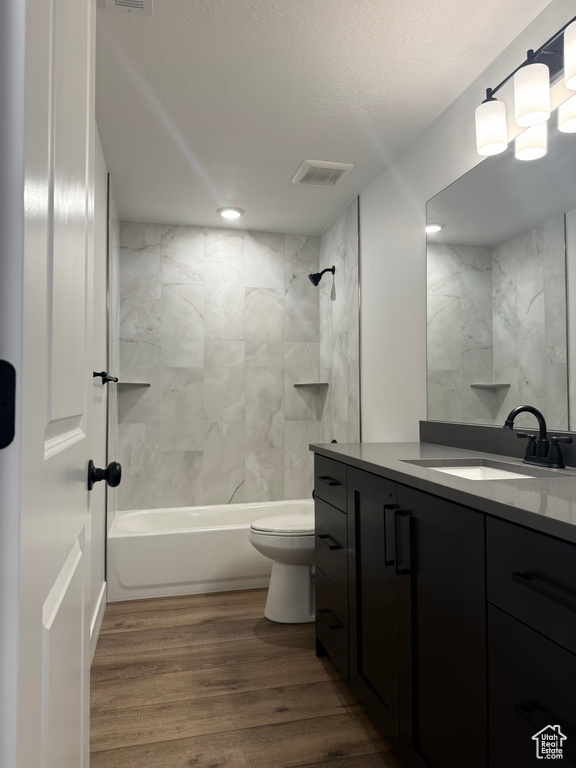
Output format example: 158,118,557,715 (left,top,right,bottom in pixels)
294,382,329,389
117,381,150,388
469,383,511,390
